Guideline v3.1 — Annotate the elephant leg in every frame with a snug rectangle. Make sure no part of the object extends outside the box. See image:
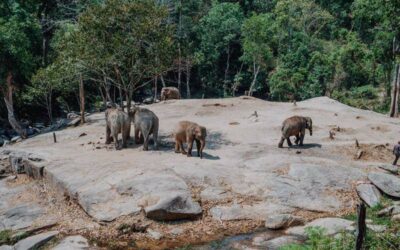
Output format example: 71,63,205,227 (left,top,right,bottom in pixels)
278,137,285,148
299,129,305,146
113,132,119,150
105,125,112,144
195,139,201,157
134,128,140,144
143,134,149,151
180,141,187,154
187,138,194,157
152,129,158,150
295,135,300,145
287,137,293,147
